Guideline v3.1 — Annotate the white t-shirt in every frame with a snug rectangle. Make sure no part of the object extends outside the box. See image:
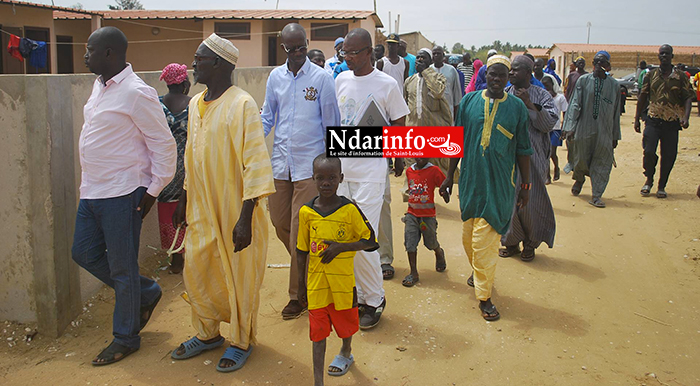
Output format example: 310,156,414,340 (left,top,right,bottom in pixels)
380,56,406,95
552,93,569,130
335,69,410,183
